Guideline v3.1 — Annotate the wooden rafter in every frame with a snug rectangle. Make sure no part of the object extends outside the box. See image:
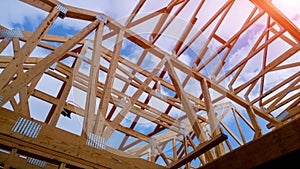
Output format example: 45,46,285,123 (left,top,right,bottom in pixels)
0,0,299,168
